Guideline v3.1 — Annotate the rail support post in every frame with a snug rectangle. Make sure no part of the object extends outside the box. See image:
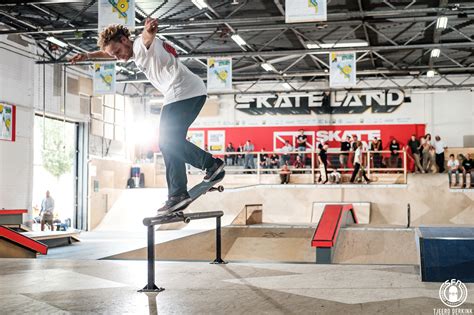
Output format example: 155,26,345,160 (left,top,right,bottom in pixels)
138,225,165,293
211,216,227,264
